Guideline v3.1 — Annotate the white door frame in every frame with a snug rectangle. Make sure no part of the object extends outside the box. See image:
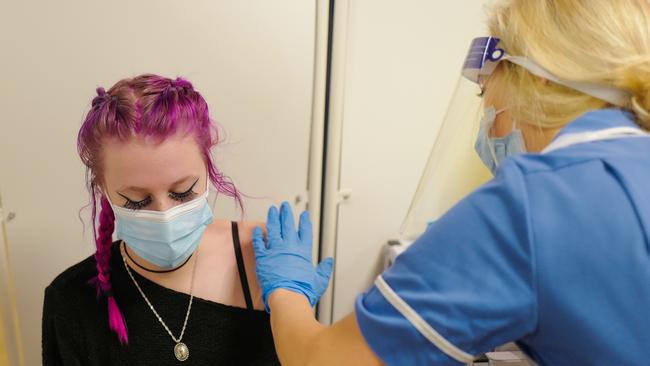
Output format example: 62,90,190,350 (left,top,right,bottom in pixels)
317,0,350,324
